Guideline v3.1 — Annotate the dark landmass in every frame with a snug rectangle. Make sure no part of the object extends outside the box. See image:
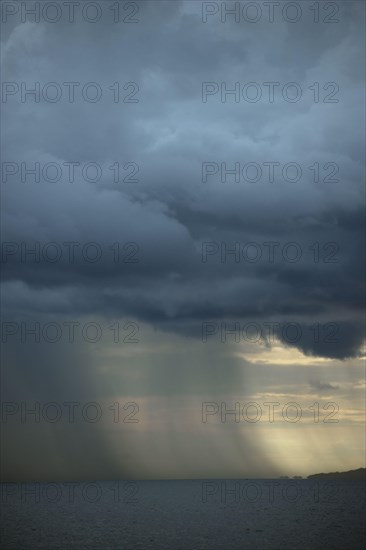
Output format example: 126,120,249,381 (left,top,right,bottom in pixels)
308,468,366,480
